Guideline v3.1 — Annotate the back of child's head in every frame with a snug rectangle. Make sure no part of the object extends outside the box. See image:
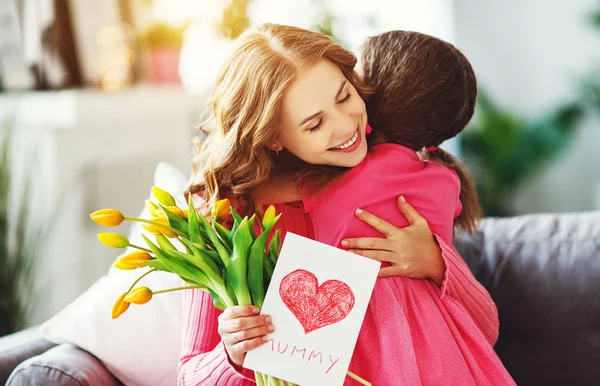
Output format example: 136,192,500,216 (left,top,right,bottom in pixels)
361,30,482,233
